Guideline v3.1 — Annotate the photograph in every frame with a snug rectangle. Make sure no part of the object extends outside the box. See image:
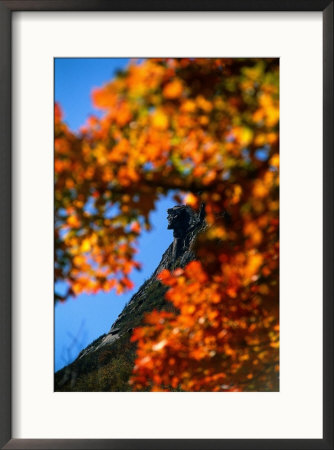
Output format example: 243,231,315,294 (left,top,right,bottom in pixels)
54,57,279,393
1,2,331,447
